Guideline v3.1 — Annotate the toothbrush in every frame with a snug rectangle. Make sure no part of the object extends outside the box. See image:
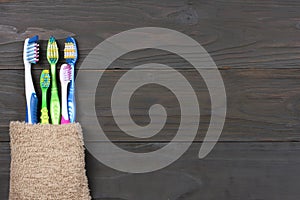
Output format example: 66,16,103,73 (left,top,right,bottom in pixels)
47,36,60,124
40,70,50,124
60,64,72,124
23,35,39,124
64,36,78,123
